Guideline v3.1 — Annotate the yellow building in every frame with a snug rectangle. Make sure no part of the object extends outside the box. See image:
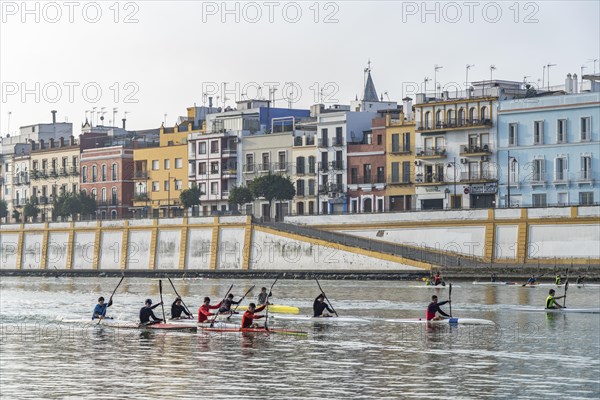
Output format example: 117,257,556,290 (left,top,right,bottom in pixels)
133,114,198,217
385,110,416,211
